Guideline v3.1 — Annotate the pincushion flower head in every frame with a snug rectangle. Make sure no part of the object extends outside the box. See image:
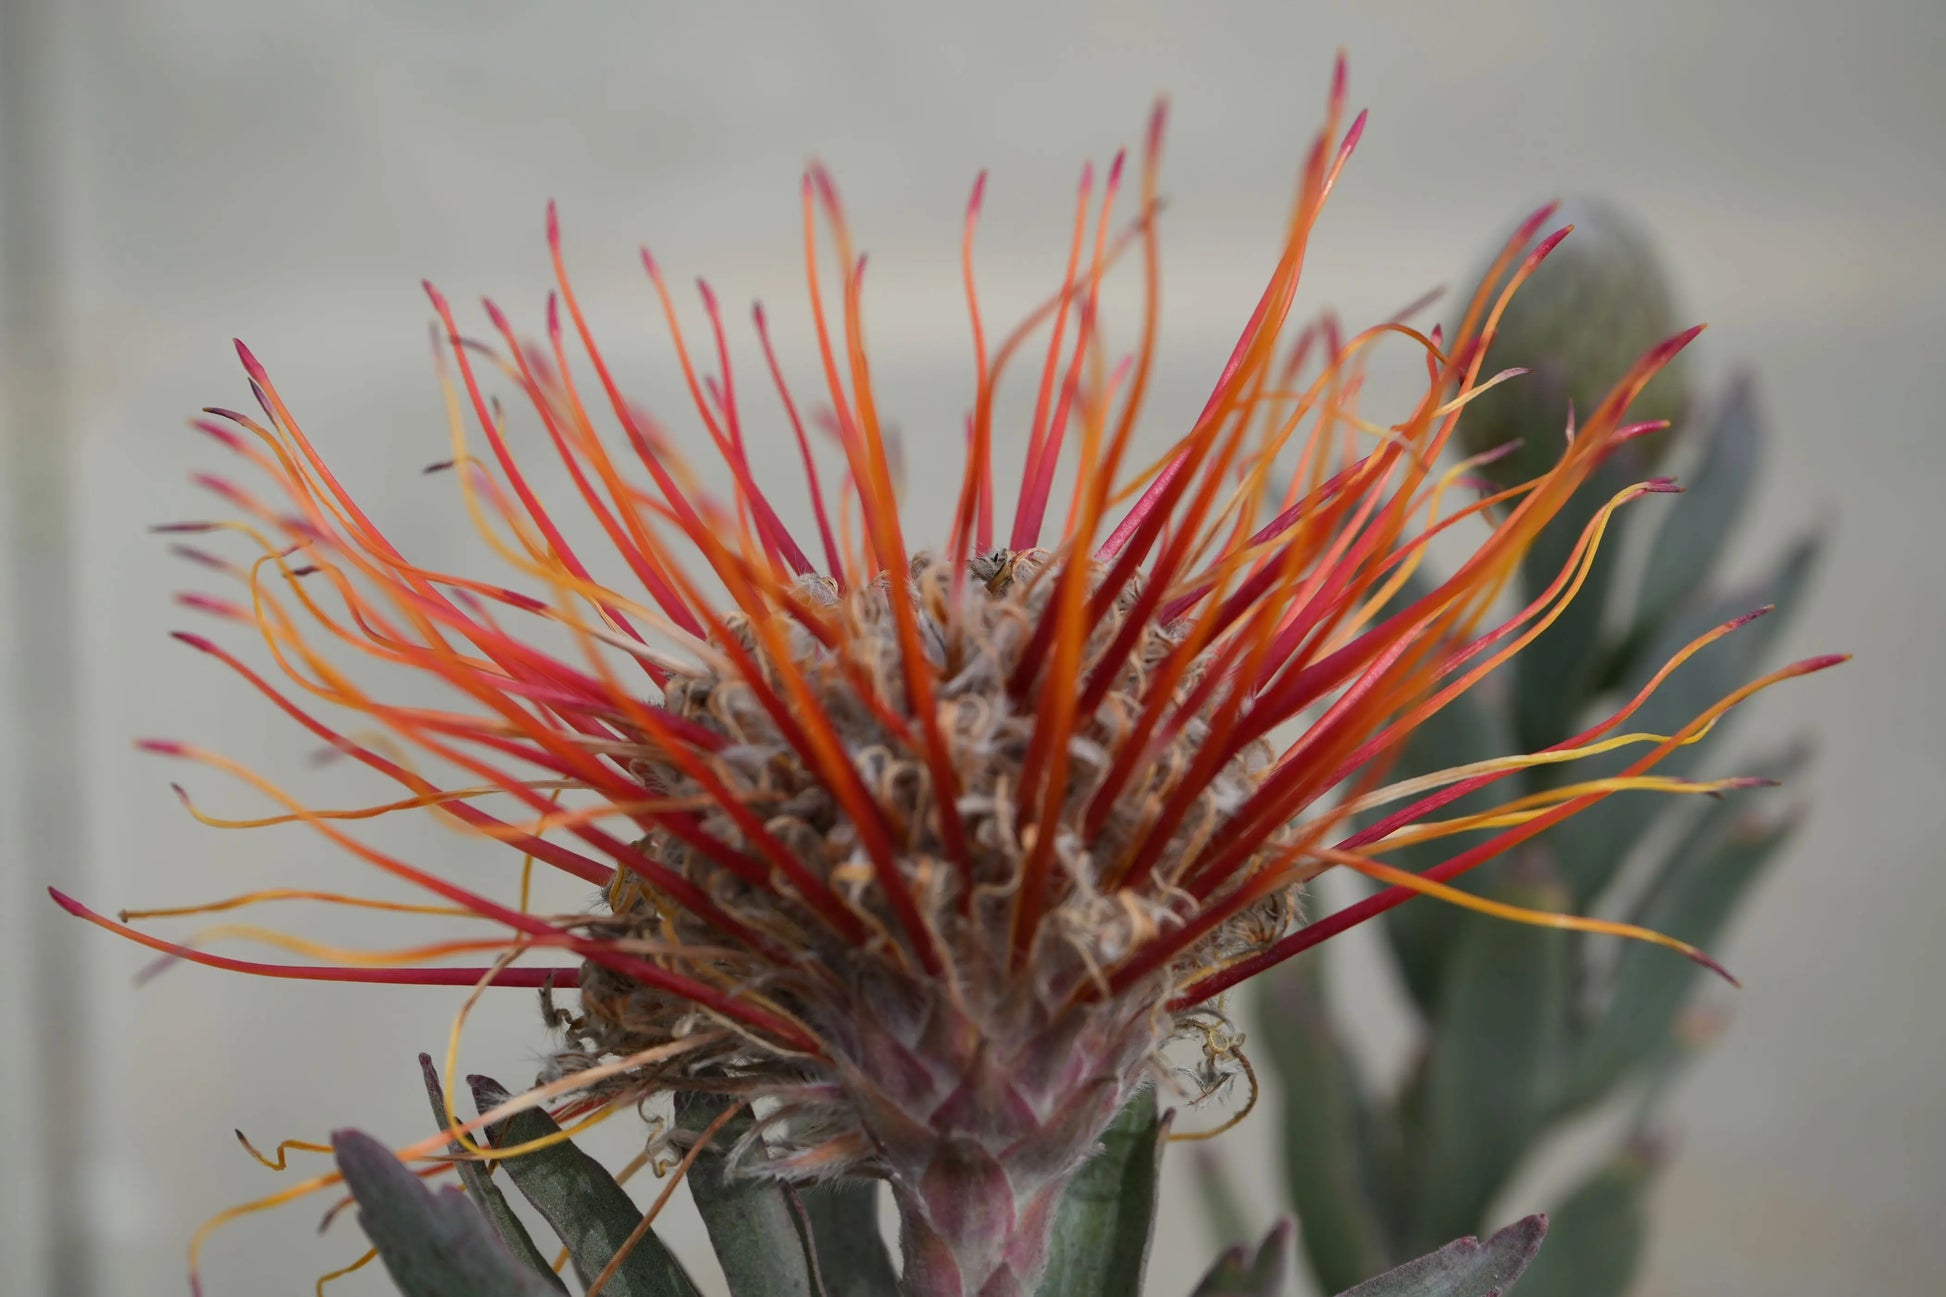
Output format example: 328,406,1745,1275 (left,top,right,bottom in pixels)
62,62,1839,1296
